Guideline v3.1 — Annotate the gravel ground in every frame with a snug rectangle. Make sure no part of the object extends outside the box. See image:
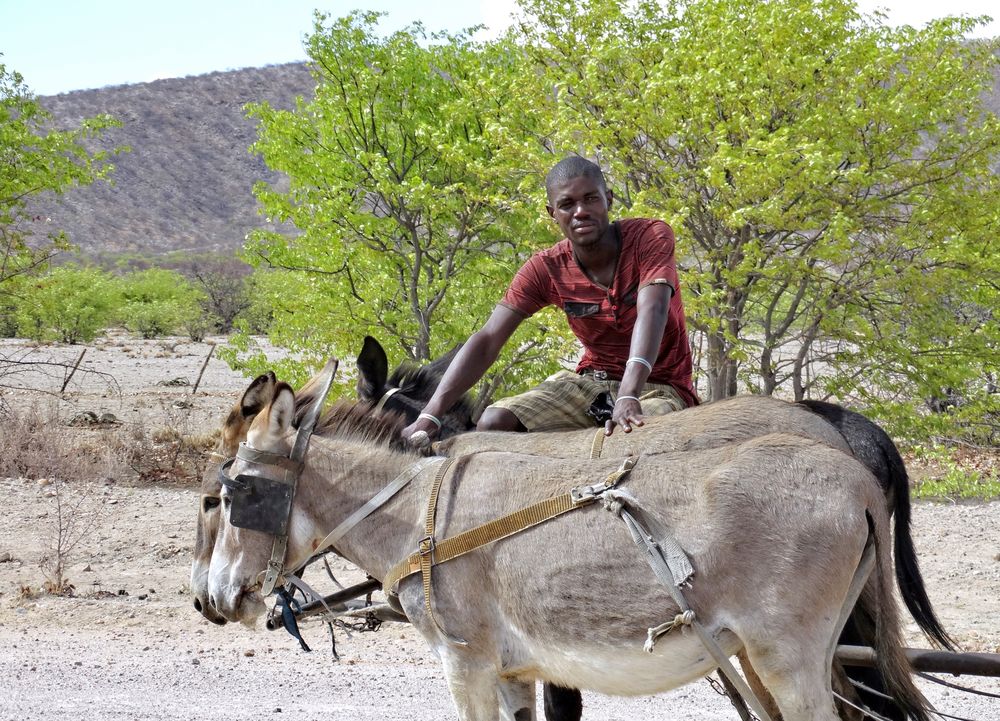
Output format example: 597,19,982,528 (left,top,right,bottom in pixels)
0,335,997,720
